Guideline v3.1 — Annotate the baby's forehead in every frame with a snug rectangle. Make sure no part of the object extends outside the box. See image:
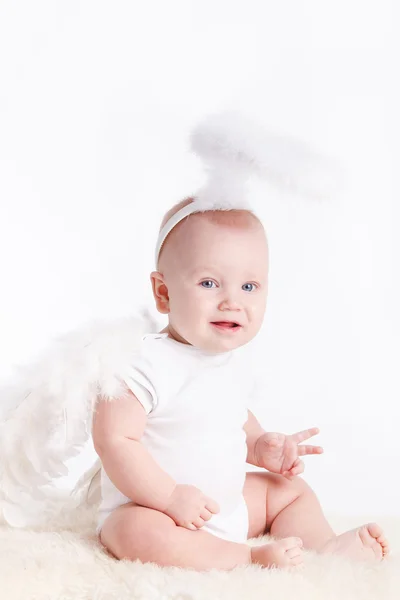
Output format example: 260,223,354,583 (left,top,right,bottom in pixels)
181,211,265,240
158,208,268,272
187,257,265,279
179,227,267,274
